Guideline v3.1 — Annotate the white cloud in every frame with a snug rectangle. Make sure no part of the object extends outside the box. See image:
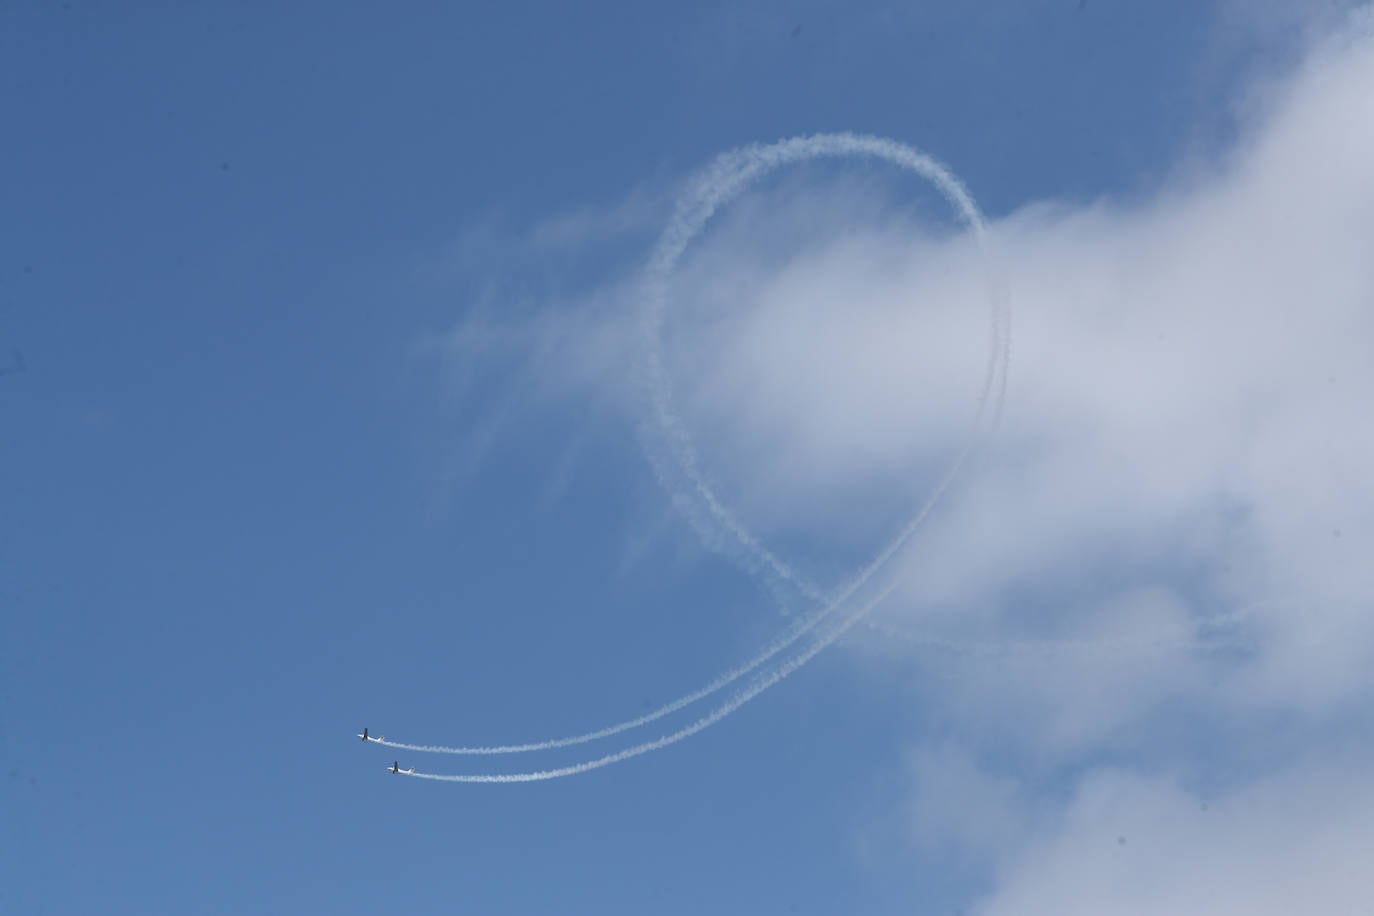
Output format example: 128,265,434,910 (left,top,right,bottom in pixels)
436,7,1374,718
908,743,1037,867
974,758,1374,916
629,10,1374,730
900,16,1374,910
432,9,1374,903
